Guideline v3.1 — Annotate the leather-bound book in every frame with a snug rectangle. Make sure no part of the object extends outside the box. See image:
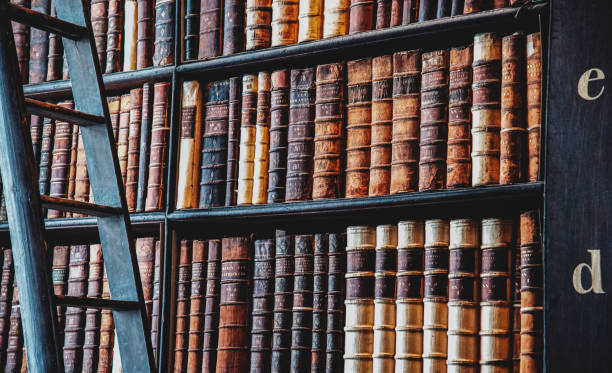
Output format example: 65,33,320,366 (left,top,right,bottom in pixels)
48,101,74,218
249,239,275,373
389,0,402,26
38,118,55,195
500,33,525,185
63,245,89,373
286,68,316,201
418,0,437,21
97,270,114,373
402,0,417,24
177,81,203,210
463,0,490,14
246,0,272,49
290,235,314,373
253,72,271,204
480,218,513,373
123,0,138,71
145,81,171,211
369,55,393,196
187,240,207,373
271,0,298,46
298,0,323,42
137,0,154,68
216,237,252,373
30,113,44,166
344,226,376,373
5,285,22,373
127,88,143,212
74,129,90,215
151,240,161,361
346,58,372,198
67,125,80,208
511,224,520,373
419,49,449,191
451,0,464,15
136,238,156,319
137,83,154,212
395,221,424,373
422,219,449,373
472,32,501,186
322,0,349,38
11,0,29,83
174,240,193,373
348,0,375,33
313,62,345,200
153,0,175,66
198,0,222,59
326,233,345,373
0,249,14,368
105,0,122,72
437,0,451,17
108,96,121,142
28,0,50,84
311,234,328,373
372,225,397,373
118,94,131,184
271,231,294,373
519,211,542,373
526,33,541,183
82,245,103,373
447,219,479,373
226,77,242,206
237,74,258,205
376,0,391,28
185,0,201,60
268,69,290,203
391,50,421,194
202,239,221,373
200,80,230,208
223,0,246,54
51,246,69,346
493,0,507,7
447,45,473,188
91,0,108,72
